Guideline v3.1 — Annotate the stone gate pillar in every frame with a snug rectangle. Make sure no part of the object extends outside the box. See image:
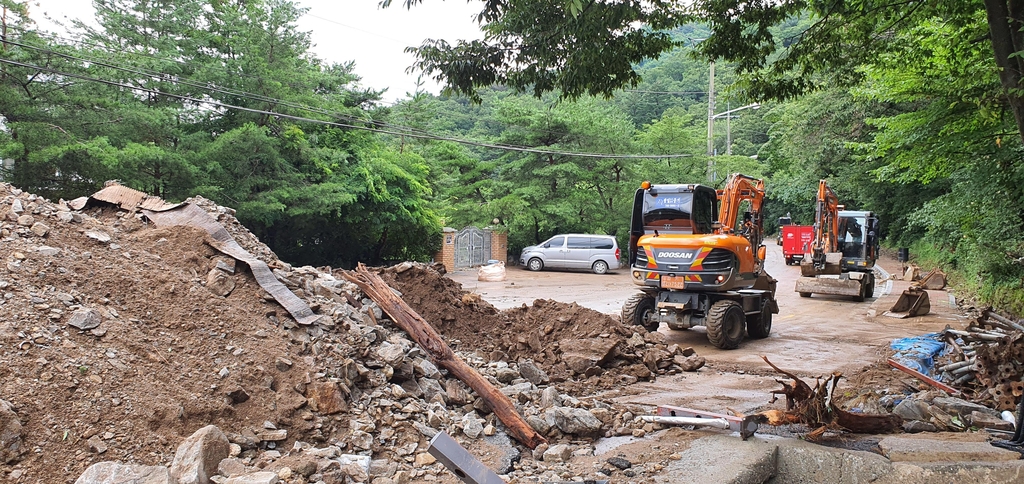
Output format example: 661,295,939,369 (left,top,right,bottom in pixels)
434,227,456,272
488,228,507,264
